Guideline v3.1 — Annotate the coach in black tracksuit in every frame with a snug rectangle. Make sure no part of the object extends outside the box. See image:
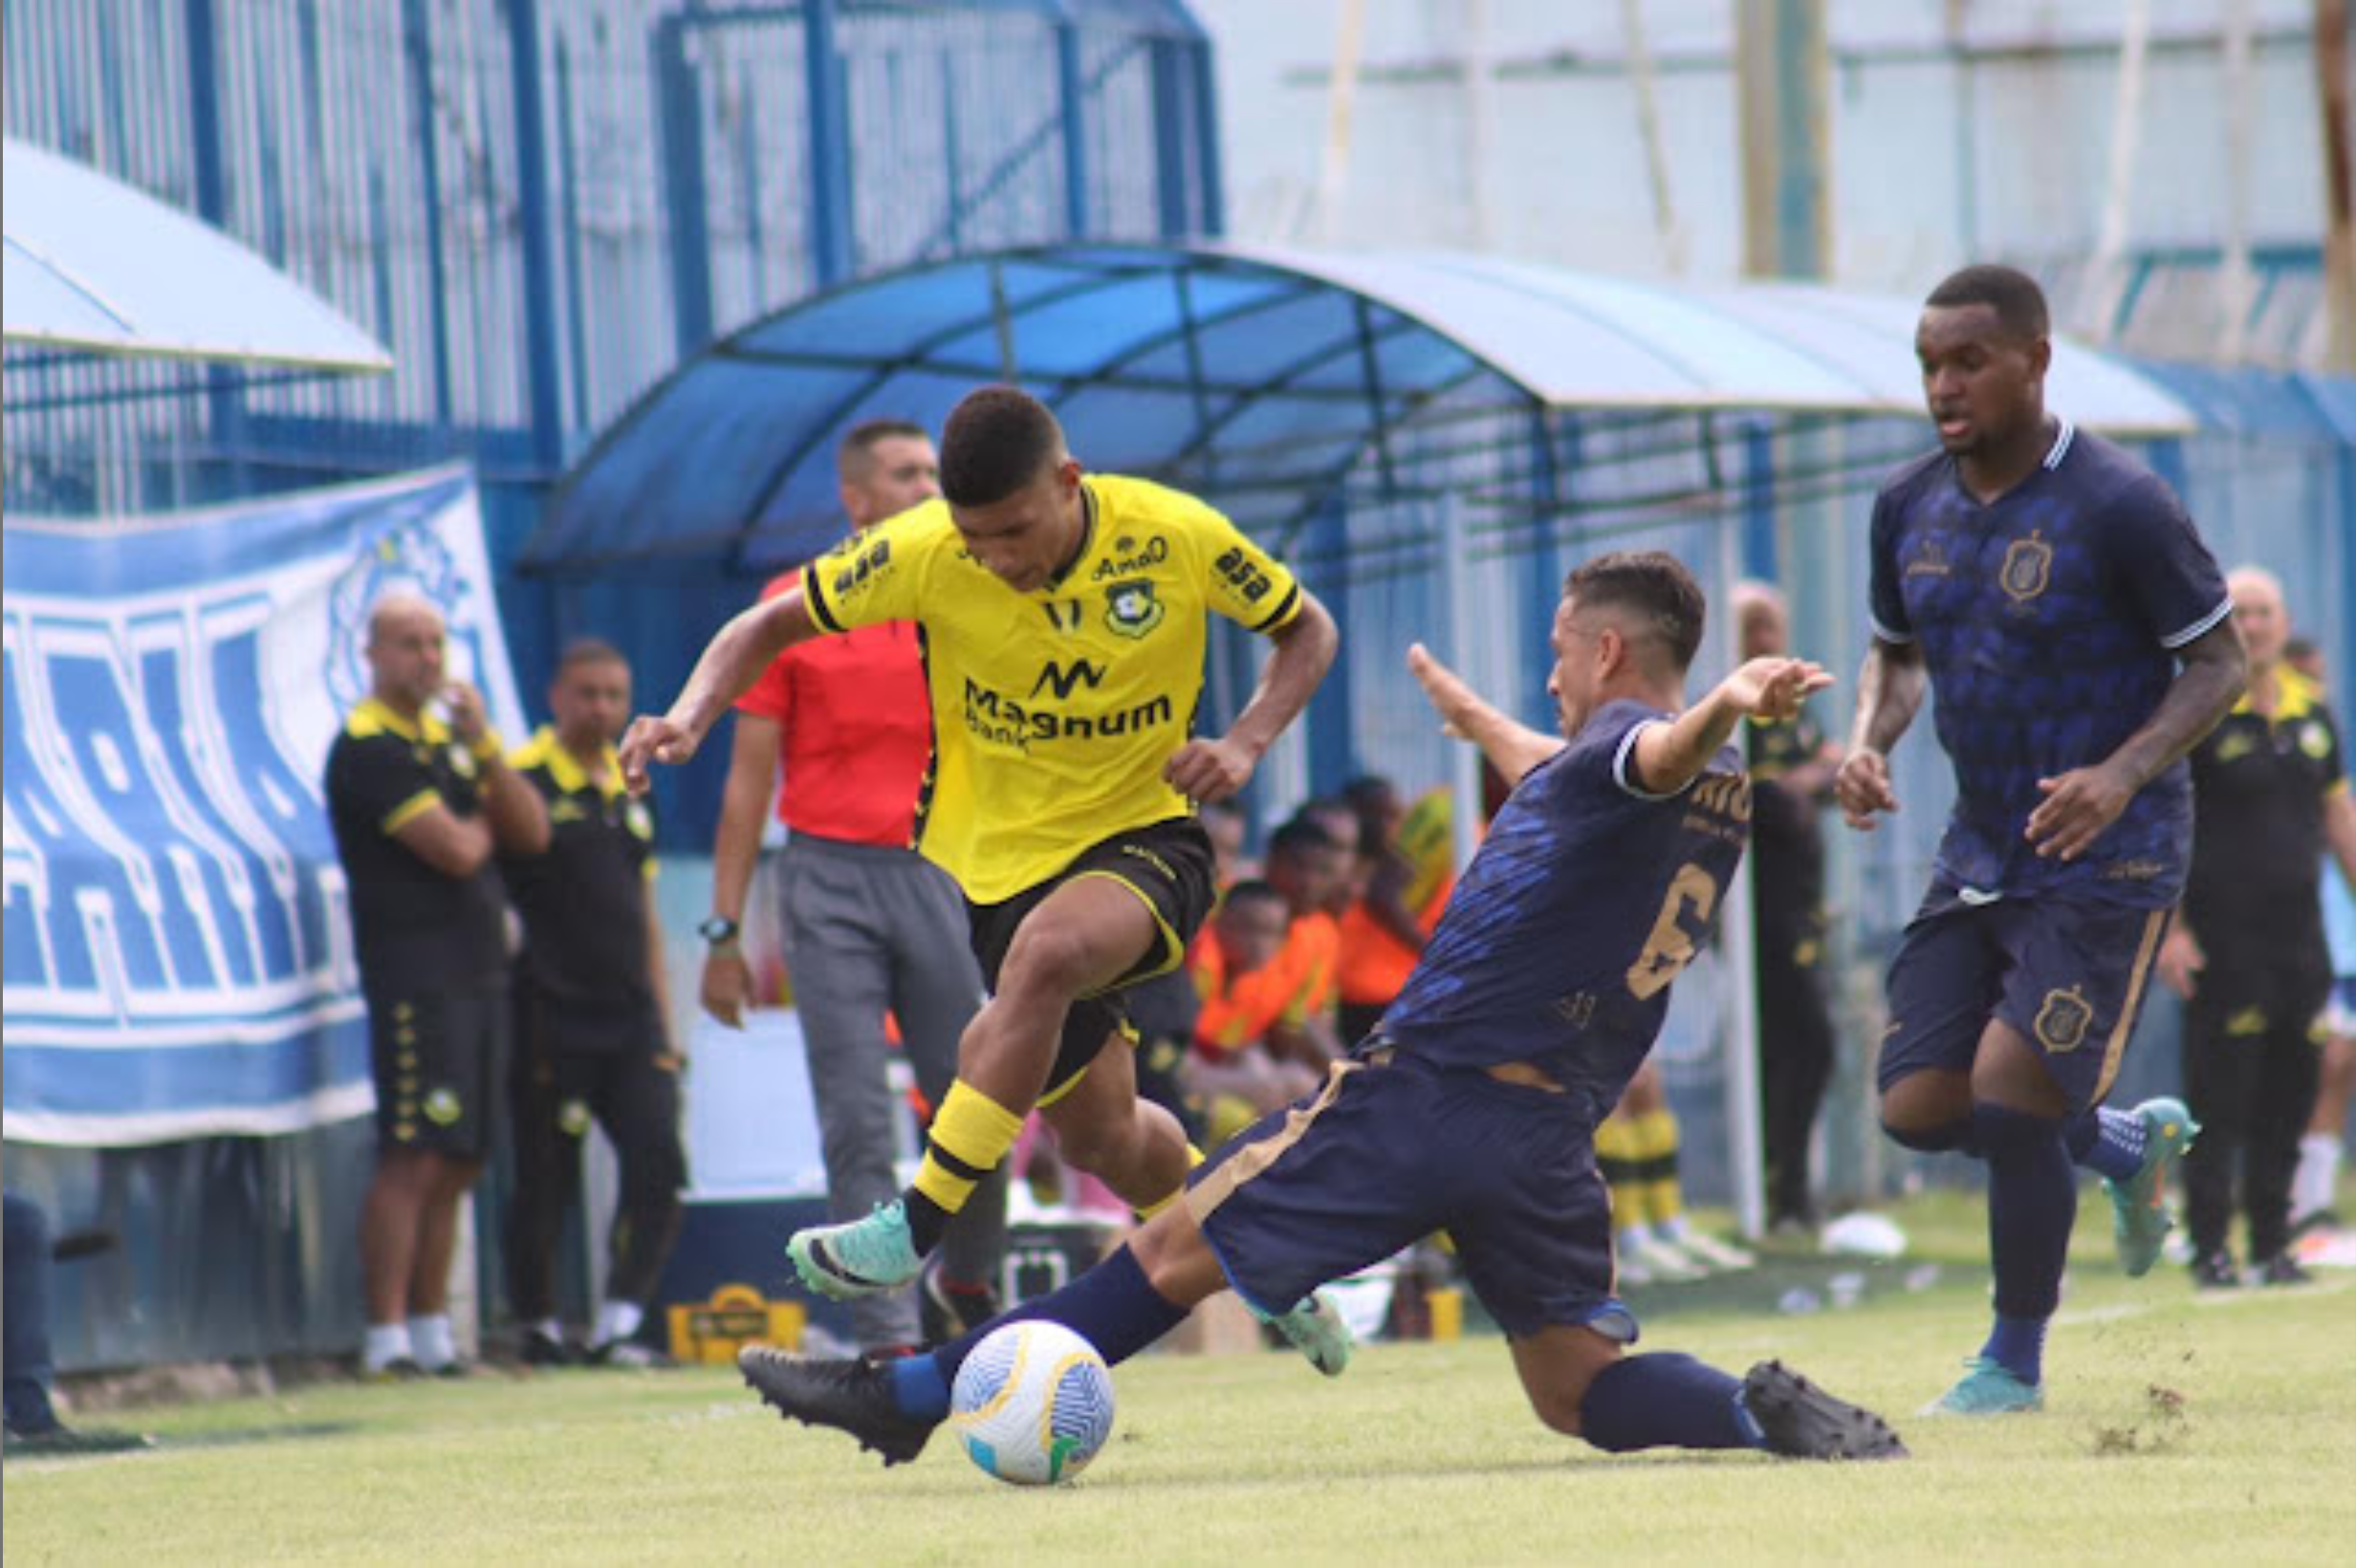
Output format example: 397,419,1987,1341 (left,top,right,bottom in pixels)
501,642,687,1364
2161,569,2356,1287
1736,584,1843,1232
